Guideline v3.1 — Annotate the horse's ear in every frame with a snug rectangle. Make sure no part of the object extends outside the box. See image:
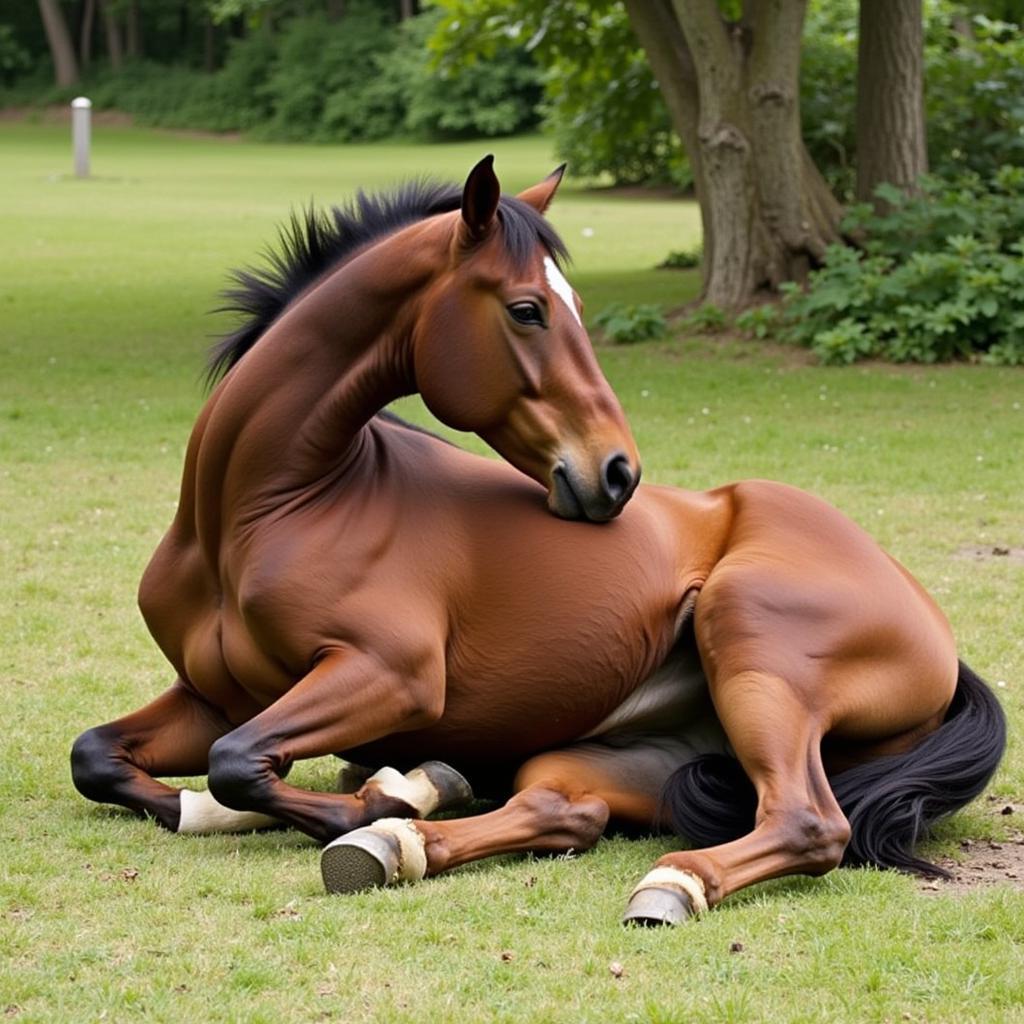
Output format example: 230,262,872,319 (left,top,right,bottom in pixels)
460,154,501,244
516,164,566,214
